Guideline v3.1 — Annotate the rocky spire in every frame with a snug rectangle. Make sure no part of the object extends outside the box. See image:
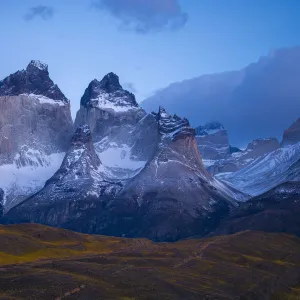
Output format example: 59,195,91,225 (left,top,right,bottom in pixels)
98,72,122,93
45,125,101,186
80,73,138,108
0,60,68,102
71,124,93,146
26,60,49,73
155,107,194,140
